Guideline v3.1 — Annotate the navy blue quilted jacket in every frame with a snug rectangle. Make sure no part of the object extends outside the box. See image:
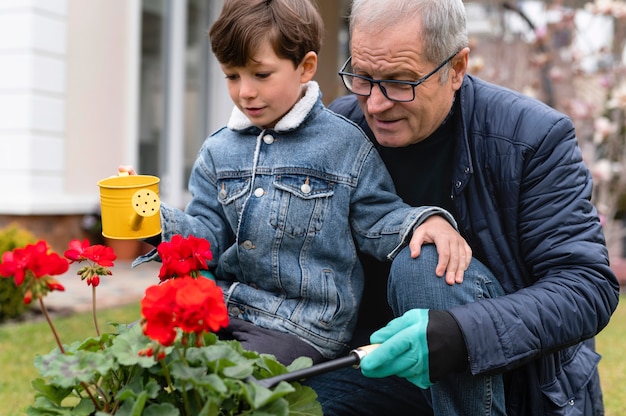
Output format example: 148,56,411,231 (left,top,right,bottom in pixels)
330,74,620,415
